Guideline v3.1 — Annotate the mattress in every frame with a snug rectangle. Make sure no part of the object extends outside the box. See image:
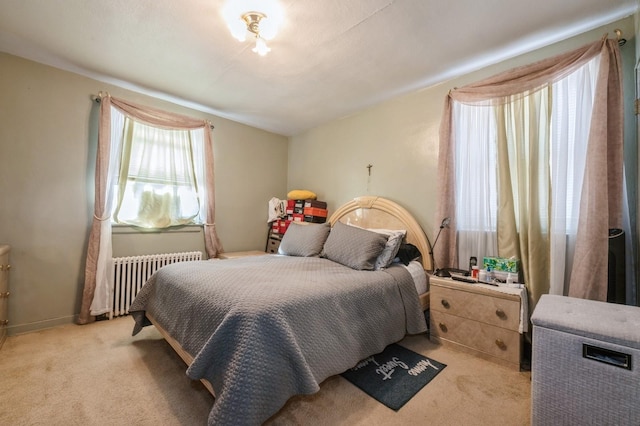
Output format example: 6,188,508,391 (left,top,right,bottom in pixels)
404,260,427,295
